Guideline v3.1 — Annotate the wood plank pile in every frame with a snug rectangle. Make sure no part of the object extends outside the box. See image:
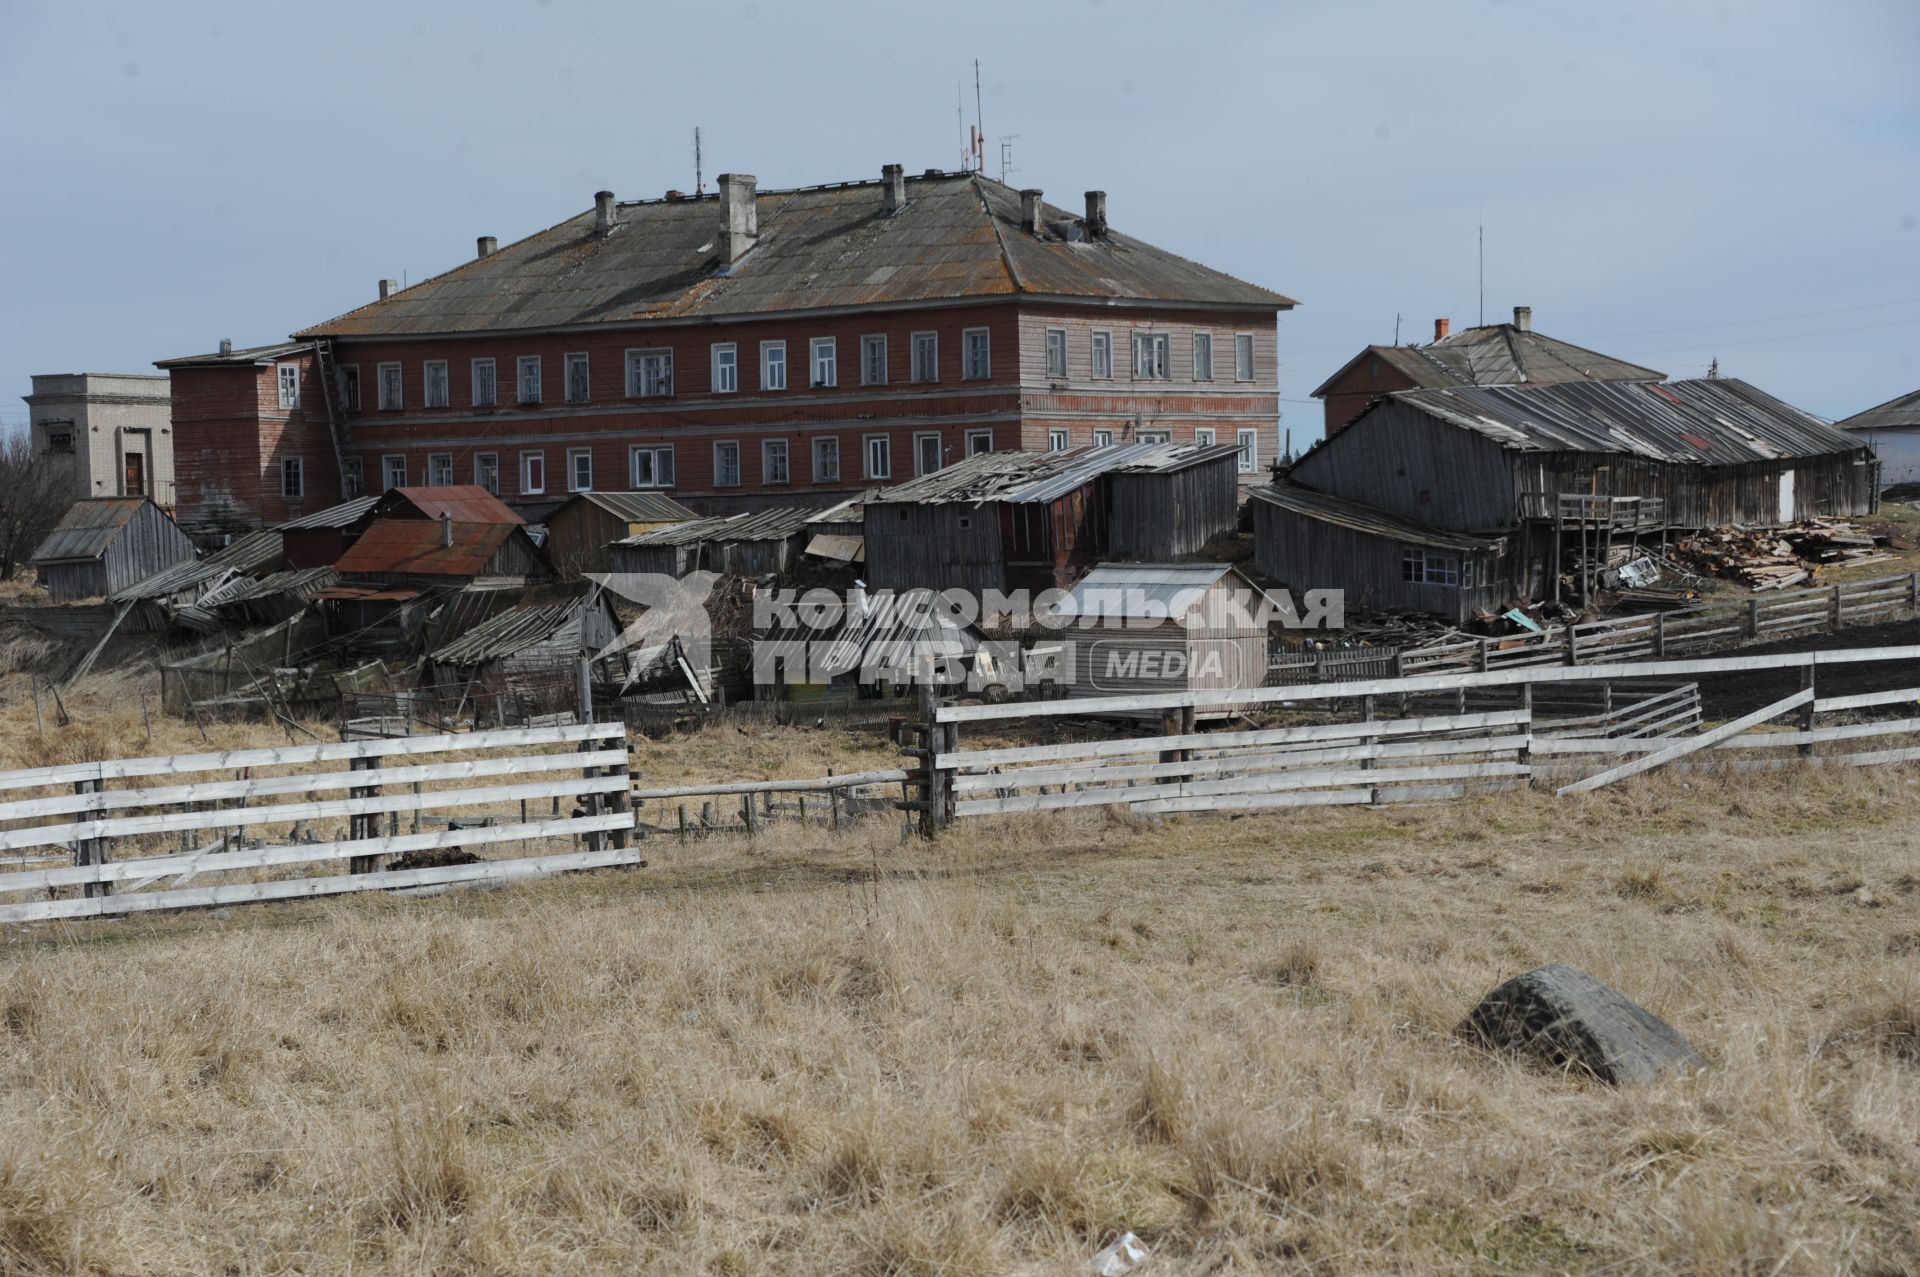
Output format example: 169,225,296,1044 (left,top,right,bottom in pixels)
1674,519,1892,591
